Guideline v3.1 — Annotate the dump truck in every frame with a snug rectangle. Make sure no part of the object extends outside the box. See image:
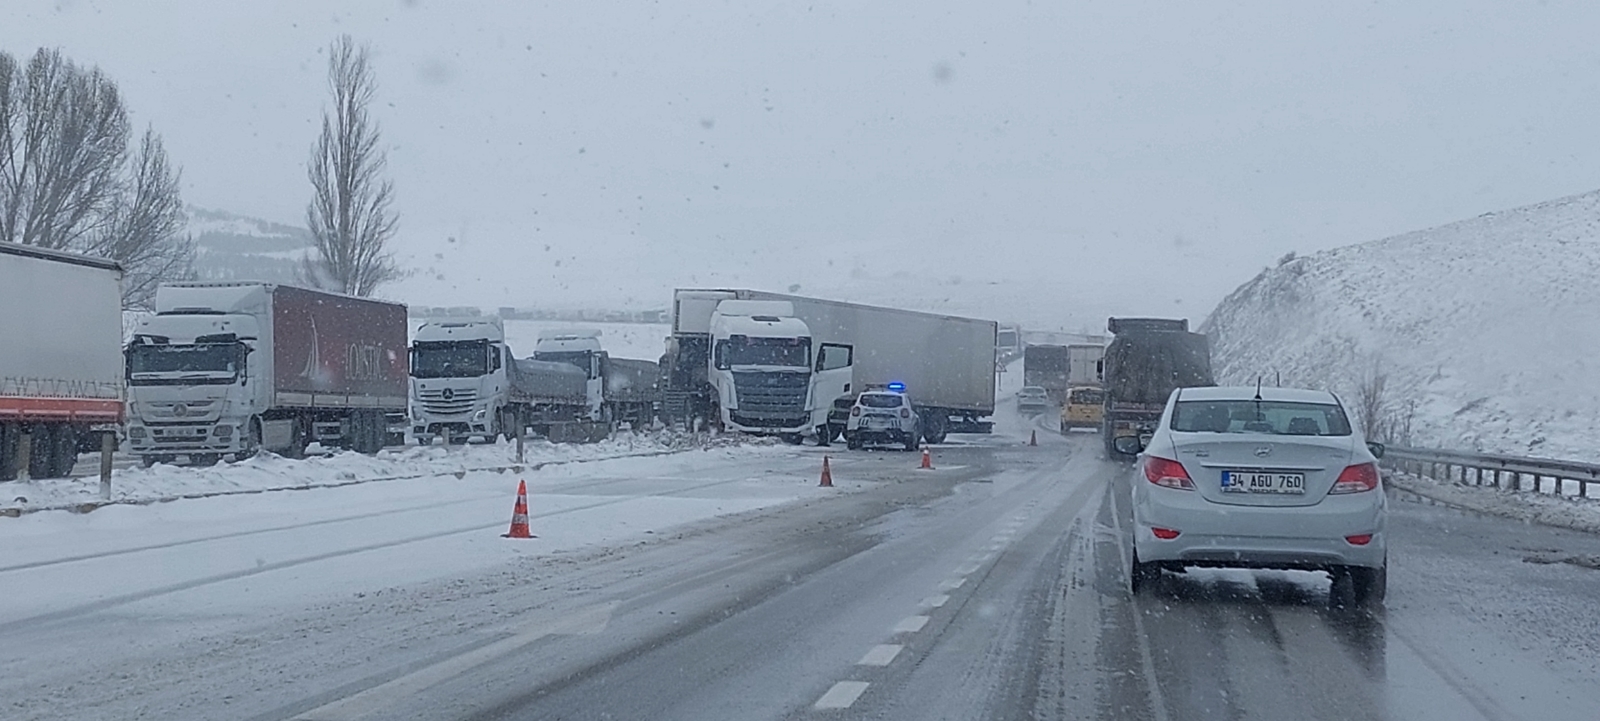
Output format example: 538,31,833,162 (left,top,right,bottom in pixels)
1023,345,1072,405
125,282,409,465
1101,317,1213,459
409,322,657,444
0,242,124,480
